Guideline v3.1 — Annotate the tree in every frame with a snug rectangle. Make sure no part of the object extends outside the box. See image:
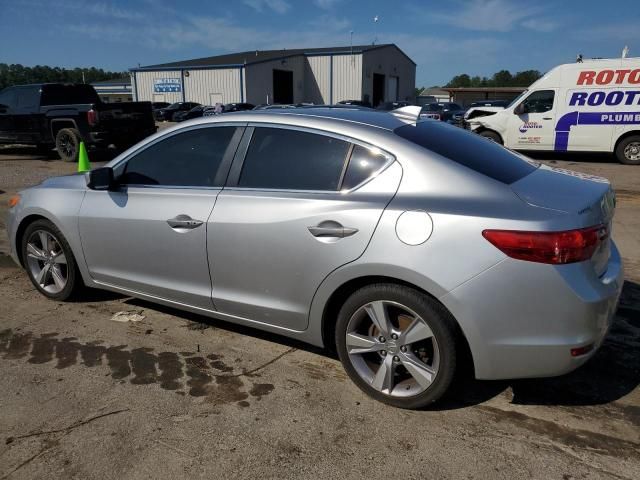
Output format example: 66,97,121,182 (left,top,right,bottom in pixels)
0,64,127,90
446,74,472,88
445,69,542,88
